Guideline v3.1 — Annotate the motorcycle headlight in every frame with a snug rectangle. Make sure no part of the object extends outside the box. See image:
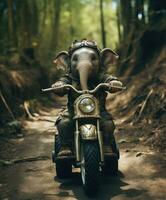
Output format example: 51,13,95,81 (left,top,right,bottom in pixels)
79,97,95,113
